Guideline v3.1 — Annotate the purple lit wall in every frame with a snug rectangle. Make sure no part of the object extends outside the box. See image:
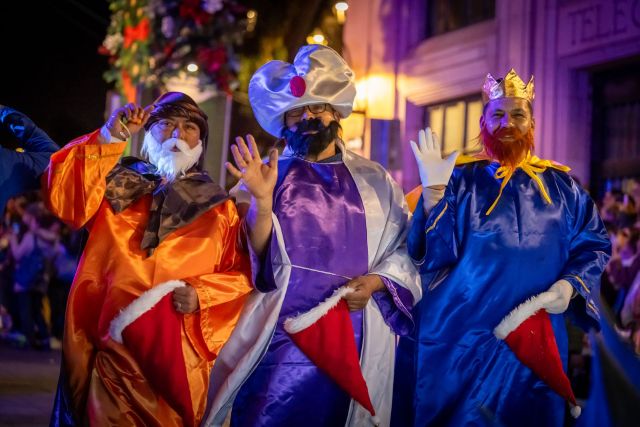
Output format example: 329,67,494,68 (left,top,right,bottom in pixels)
343,0,640,192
